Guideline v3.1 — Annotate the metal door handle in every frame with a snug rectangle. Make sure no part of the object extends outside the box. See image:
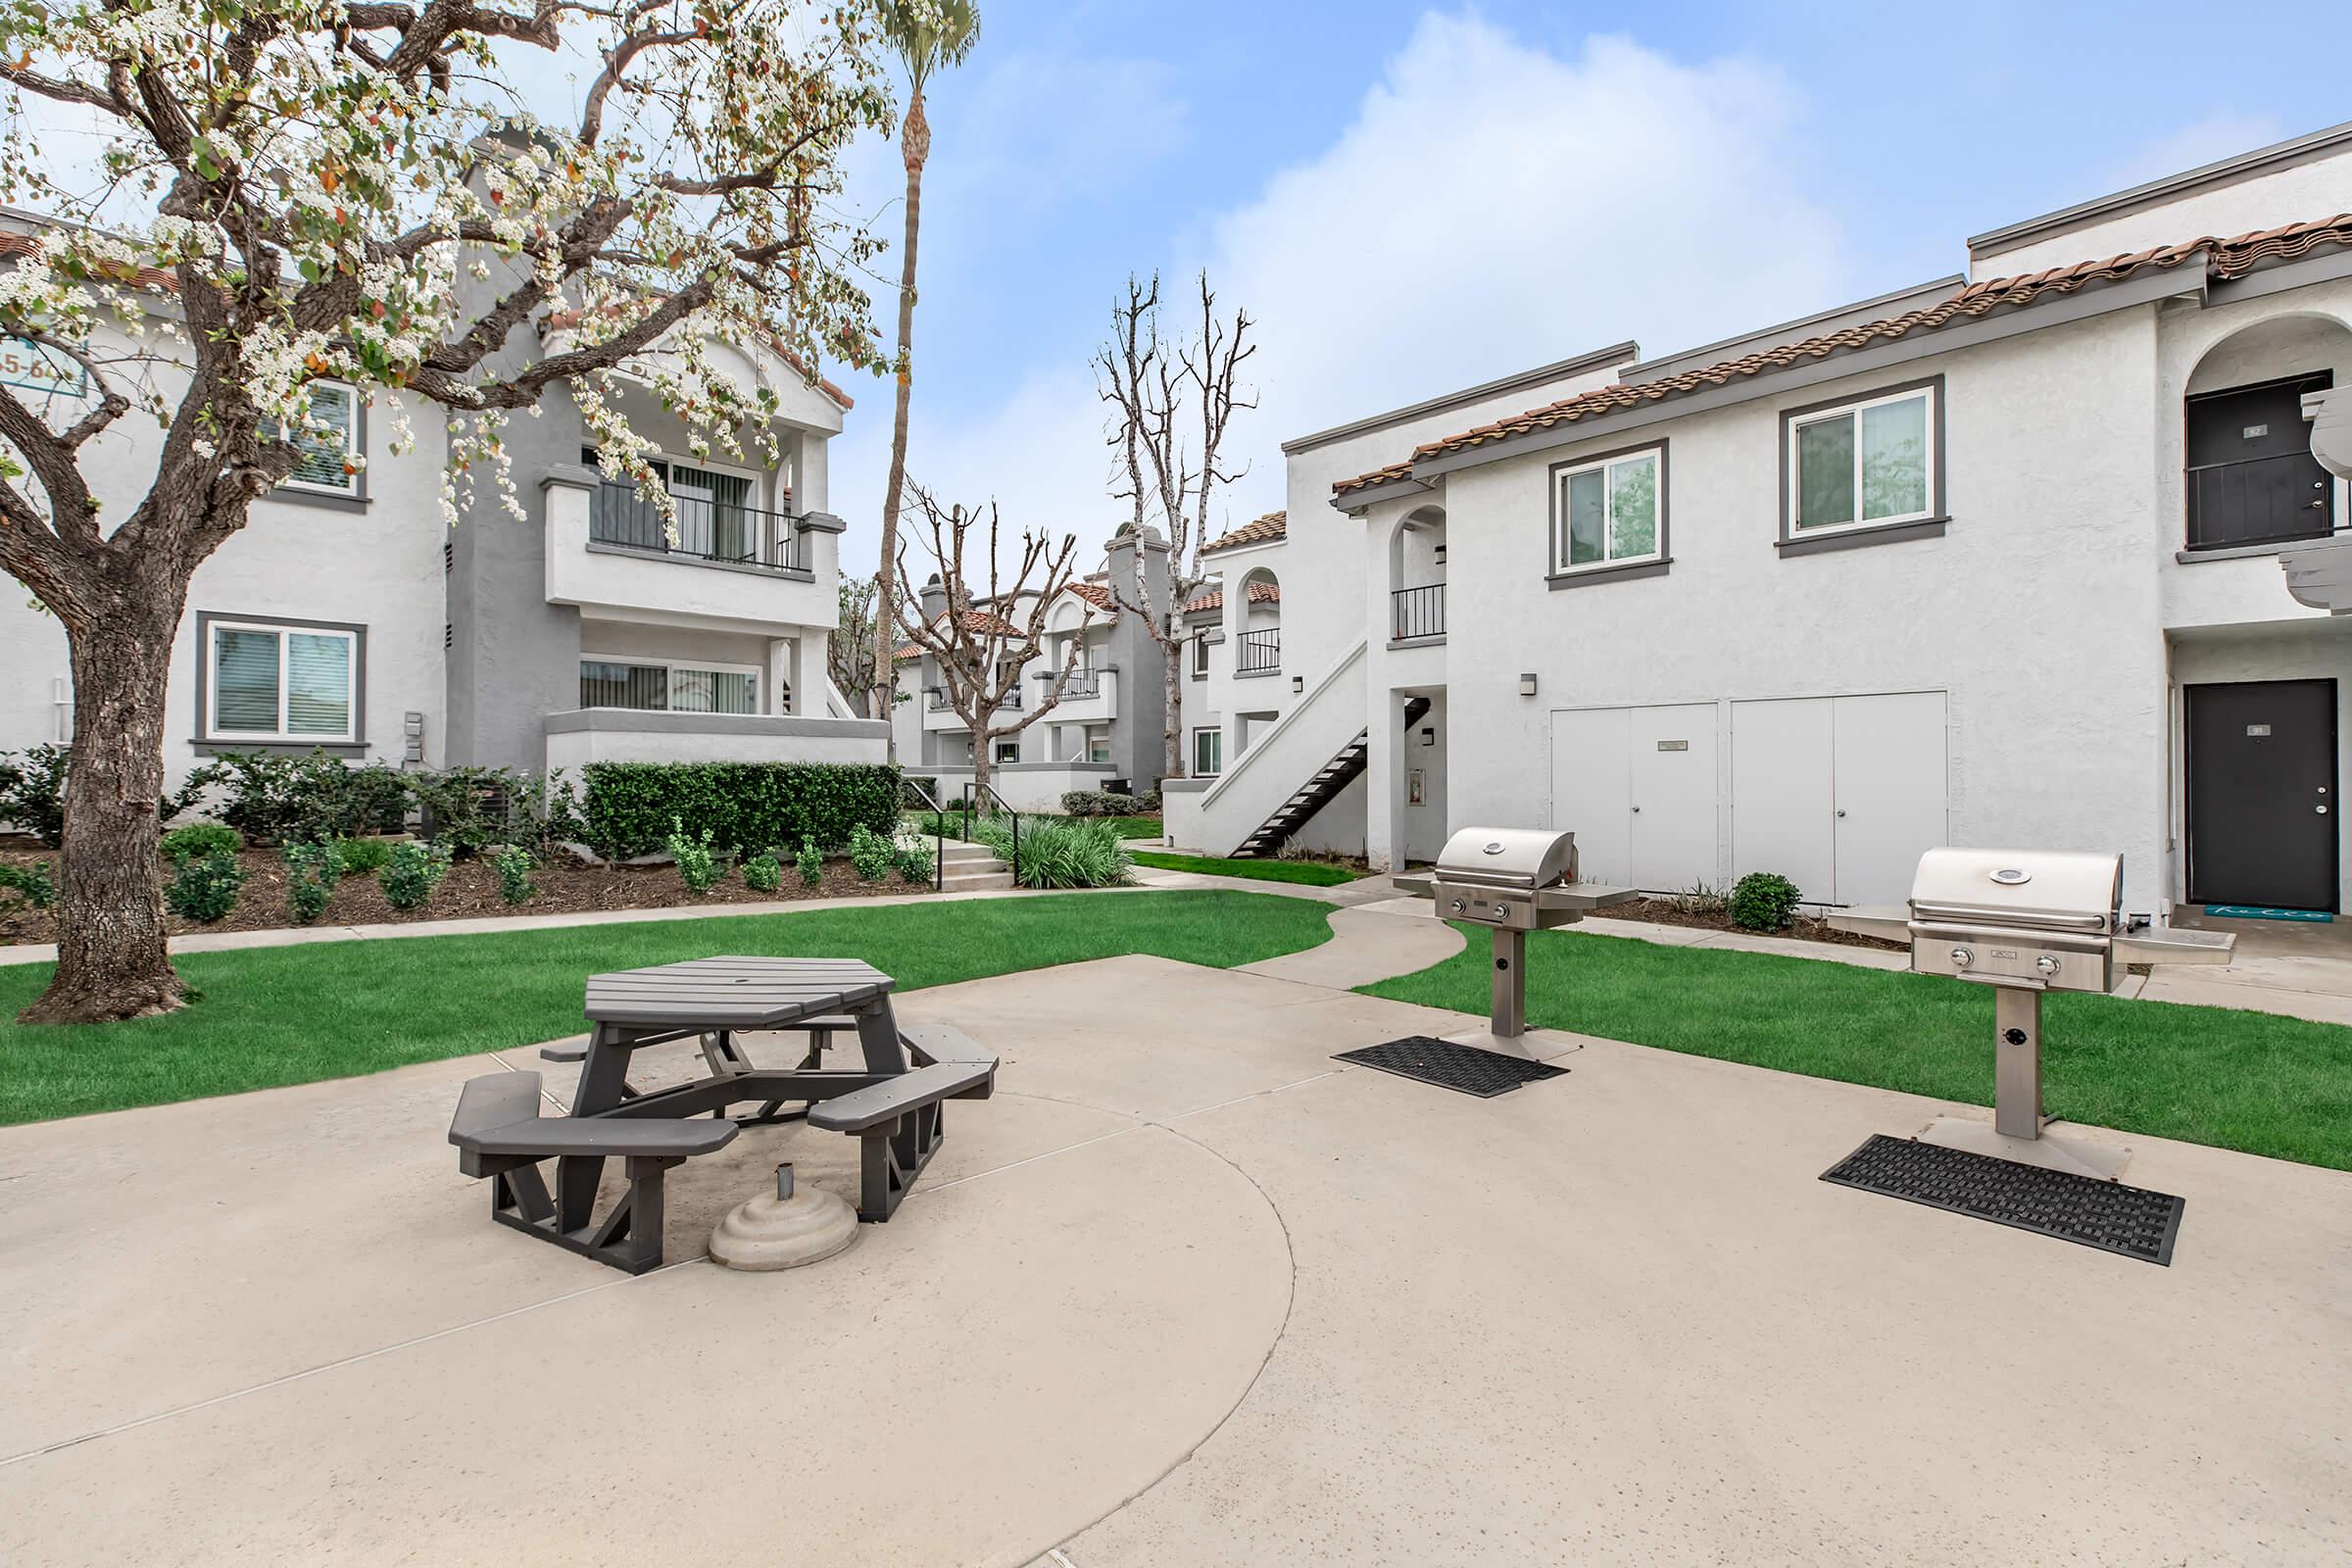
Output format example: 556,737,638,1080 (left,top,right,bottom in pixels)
2321,806,2331,815
1837,809,1847,817
1630,806,1641,813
